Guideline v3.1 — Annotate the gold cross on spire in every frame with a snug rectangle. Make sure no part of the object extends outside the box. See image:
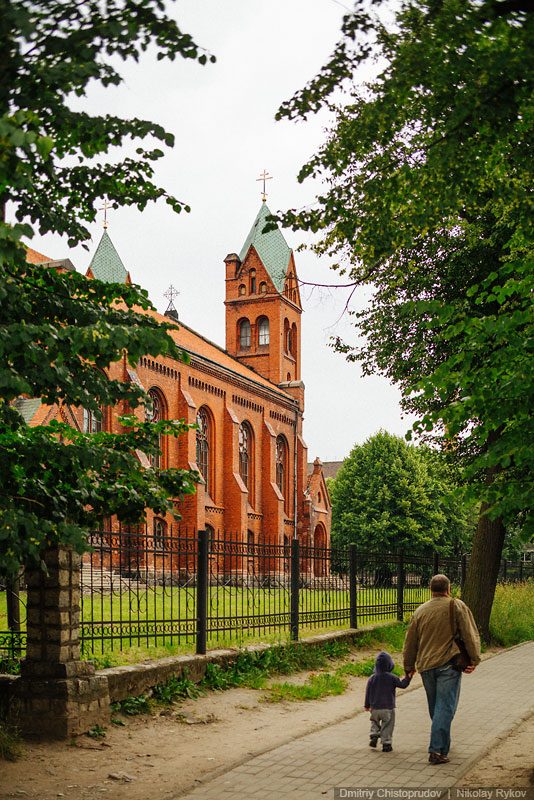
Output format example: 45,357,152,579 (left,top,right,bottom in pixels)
256,169,273,202
98,199,111,229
